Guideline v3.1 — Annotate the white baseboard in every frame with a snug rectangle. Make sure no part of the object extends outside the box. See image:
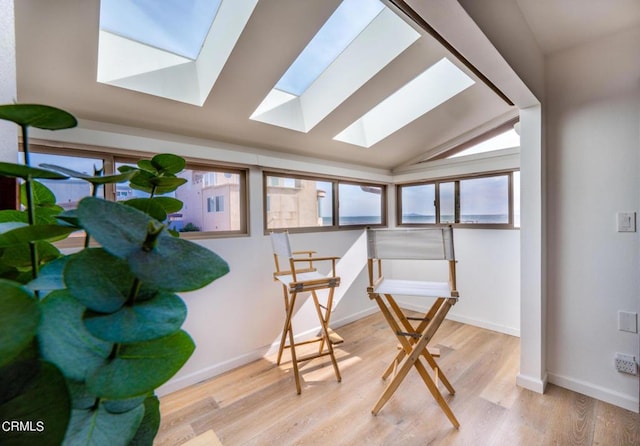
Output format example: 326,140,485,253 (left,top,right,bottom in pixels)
516,372,548,393
395,298,520,337
547,372,640,413
158,305,379,396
